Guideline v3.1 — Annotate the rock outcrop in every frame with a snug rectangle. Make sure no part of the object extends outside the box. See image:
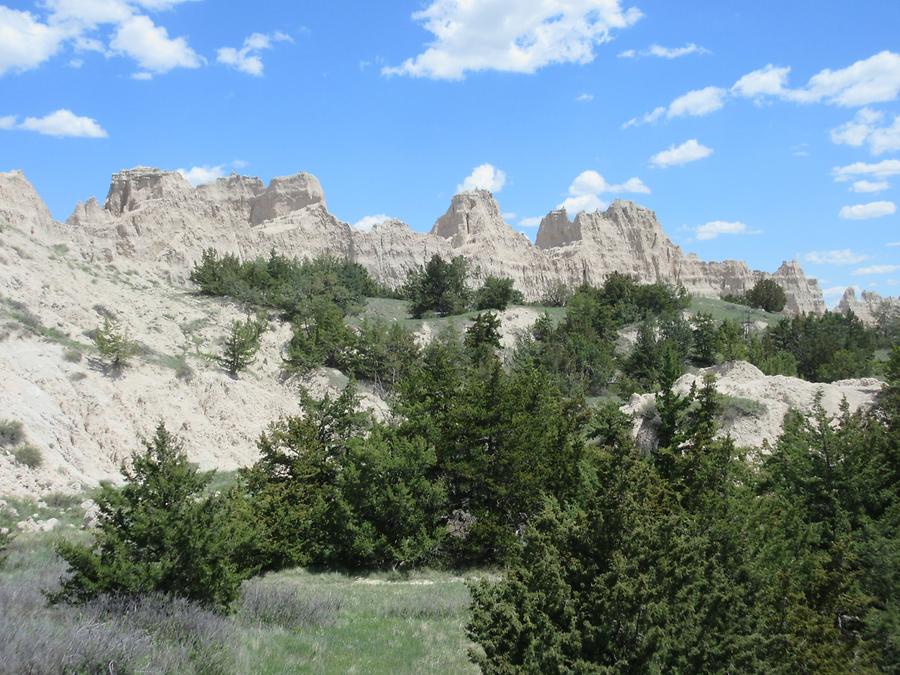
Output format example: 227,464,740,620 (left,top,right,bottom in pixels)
838,288,900,326
622,361,884,451
3,167,826,313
